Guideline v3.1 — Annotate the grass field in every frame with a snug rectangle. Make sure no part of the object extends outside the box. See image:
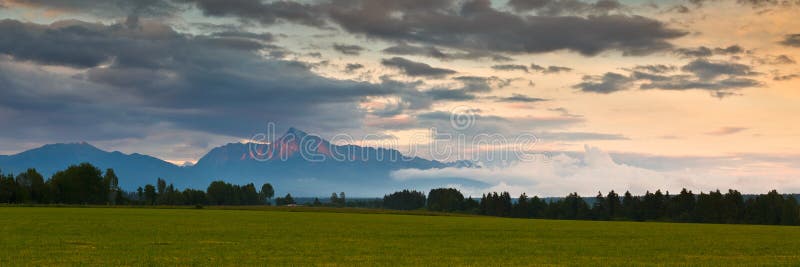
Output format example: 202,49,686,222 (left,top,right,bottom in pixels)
2,207,799,266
